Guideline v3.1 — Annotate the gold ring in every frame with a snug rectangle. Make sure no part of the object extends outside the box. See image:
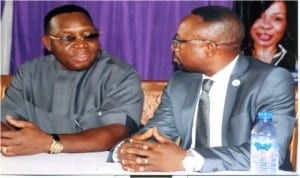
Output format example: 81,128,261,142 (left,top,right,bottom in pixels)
1,147,8,154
